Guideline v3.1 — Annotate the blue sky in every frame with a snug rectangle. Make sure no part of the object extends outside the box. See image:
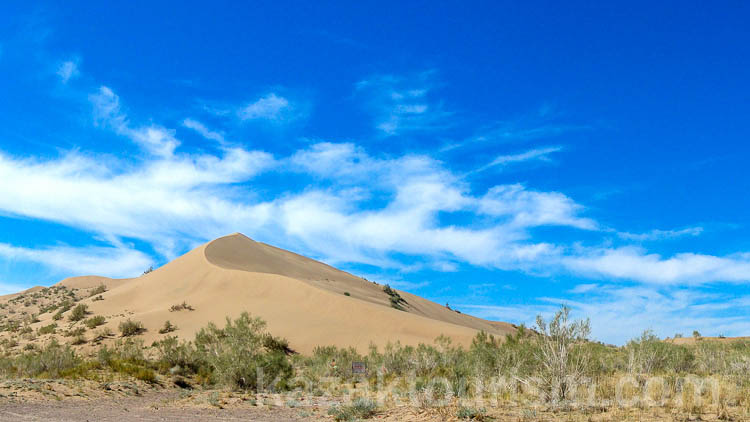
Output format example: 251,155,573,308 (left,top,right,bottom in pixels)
1,1,750,344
